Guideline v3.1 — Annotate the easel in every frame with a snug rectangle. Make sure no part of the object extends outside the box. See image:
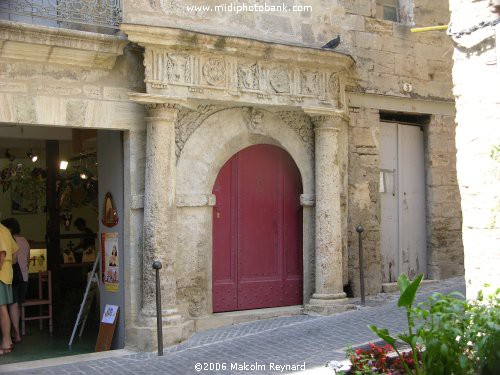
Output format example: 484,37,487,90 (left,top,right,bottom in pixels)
69,255,100,346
